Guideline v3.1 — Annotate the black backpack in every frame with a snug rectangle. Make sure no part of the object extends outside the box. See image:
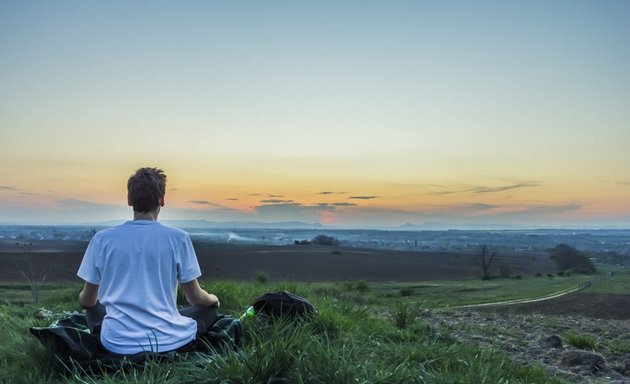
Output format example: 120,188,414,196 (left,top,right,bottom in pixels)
252,291,314,319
